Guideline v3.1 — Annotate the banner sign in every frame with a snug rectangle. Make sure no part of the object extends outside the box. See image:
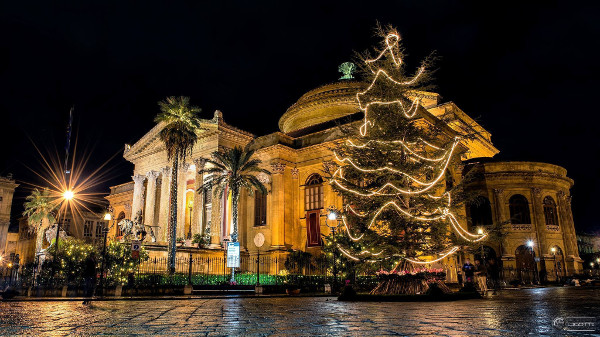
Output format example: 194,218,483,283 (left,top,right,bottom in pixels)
132,240,141,259
227,242,240,268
